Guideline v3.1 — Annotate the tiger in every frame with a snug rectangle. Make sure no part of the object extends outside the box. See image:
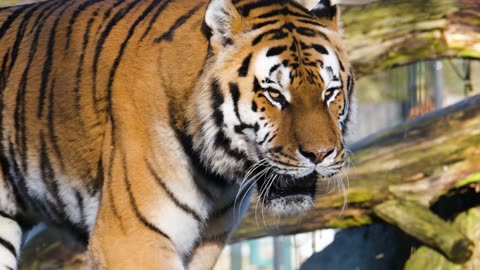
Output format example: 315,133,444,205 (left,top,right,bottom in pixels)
0,0,354,268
